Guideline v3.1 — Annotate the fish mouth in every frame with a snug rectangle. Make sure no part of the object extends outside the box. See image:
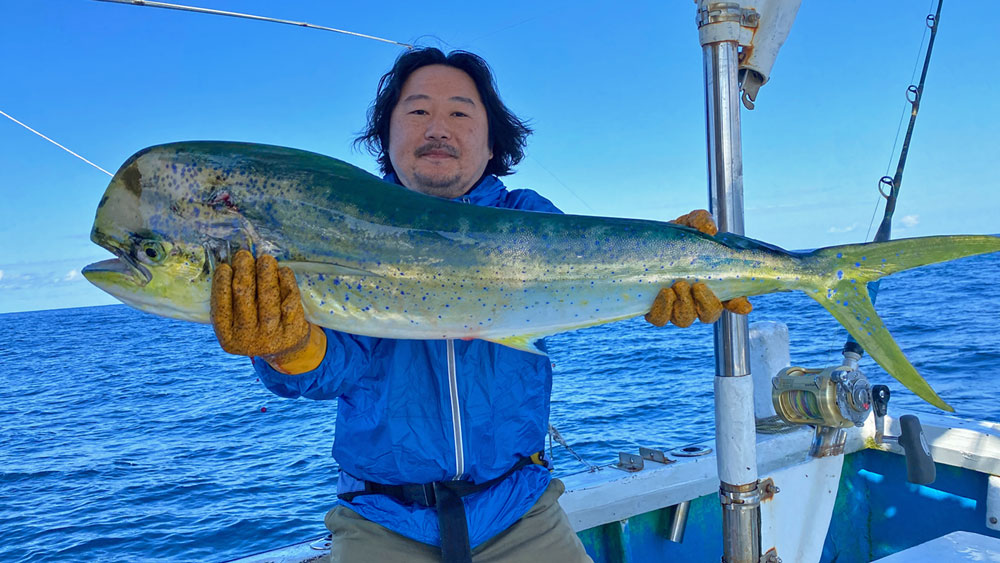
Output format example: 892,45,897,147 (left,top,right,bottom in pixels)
83,233,153,287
